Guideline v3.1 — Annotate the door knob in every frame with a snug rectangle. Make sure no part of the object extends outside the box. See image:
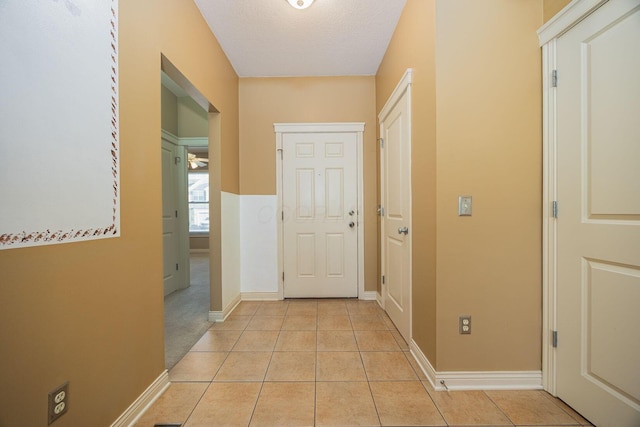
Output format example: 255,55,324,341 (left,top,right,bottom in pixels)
398,227,409,235
349,221,355,228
